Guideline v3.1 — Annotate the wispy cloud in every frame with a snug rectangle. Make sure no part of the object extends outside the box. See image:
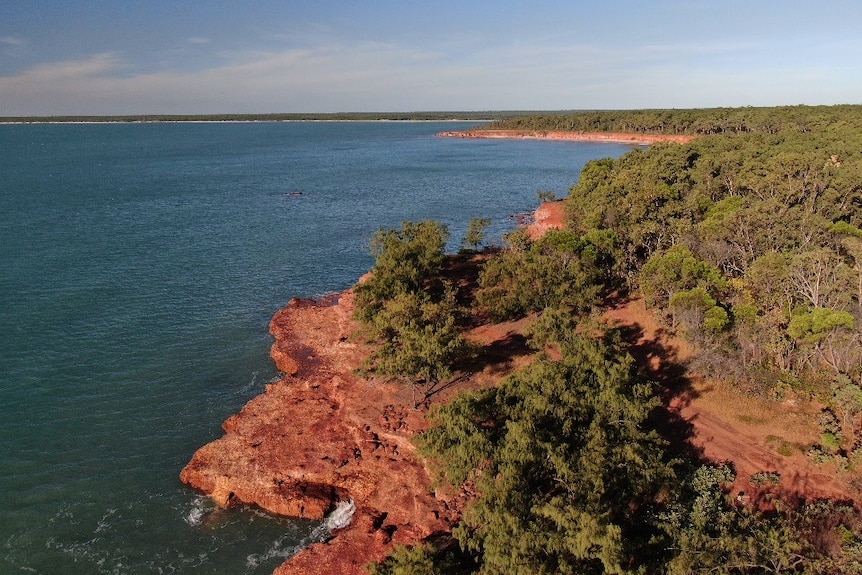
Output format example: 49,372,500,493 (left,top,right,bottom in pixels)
187,37,210,45
11,53,126,81
0,44,462,114
0,33,858,116
640,38,764,56
1,36,26,47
